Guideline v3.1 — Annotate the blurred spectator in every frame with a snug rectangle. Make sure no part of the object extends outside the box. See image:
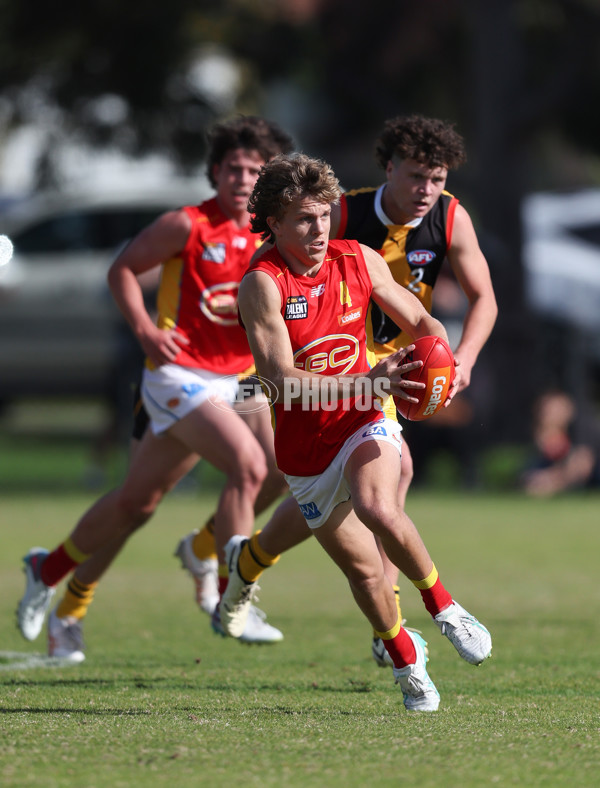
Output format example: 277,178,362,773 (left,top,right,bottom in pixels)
520,390,600,496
